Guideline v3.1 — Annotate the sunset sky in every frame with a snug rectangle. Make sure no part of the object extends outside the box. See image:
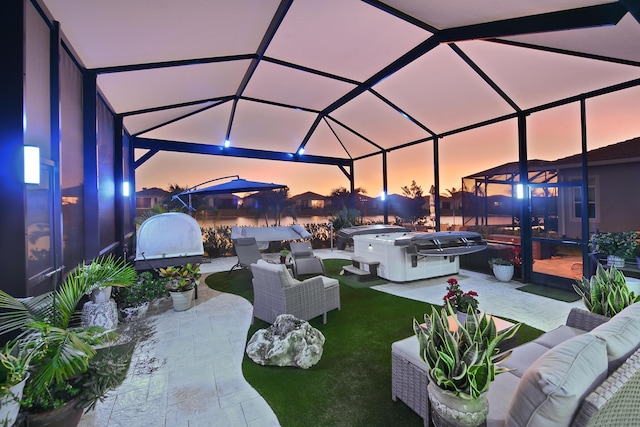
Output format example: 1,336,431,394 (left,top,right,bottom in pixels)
135,85,640,198
40,0,640,198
